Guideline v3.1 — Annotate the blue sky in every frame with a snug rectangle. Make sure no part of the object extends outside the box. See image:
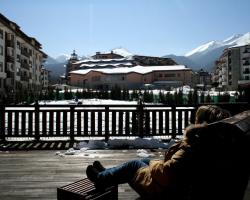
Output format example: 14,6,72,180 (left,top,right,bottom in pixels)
1,0,250,58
